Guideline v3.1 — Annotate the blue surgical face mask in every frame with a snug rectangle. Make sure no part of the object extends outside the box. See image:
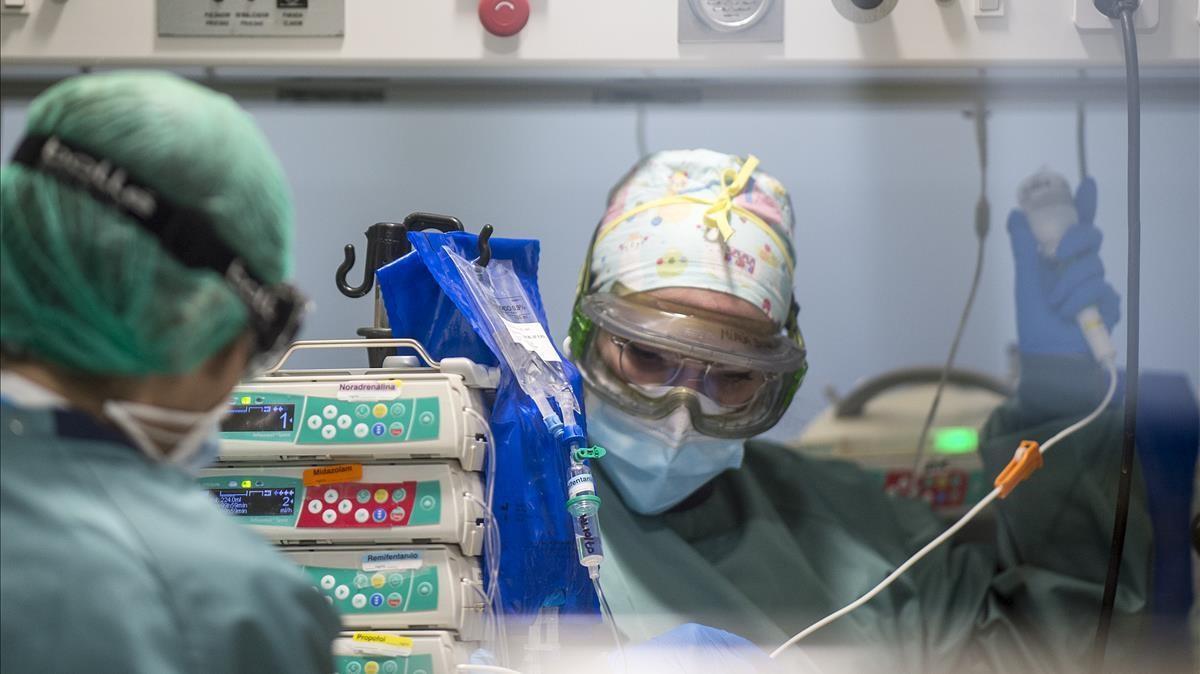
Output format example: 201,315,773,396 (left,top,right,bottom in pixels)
585,390,744,515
